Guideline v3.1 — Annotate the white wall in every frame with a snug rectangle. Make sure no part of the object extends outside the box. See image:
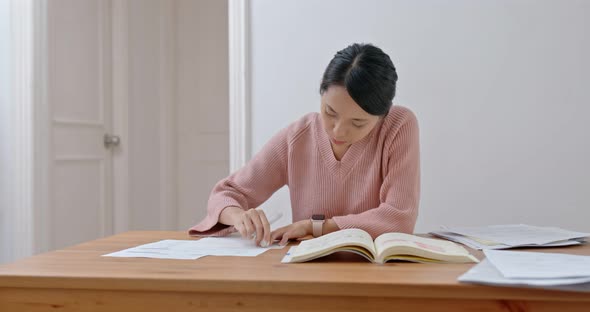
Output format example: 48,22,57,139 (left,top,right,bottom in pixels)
249,0,590,232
